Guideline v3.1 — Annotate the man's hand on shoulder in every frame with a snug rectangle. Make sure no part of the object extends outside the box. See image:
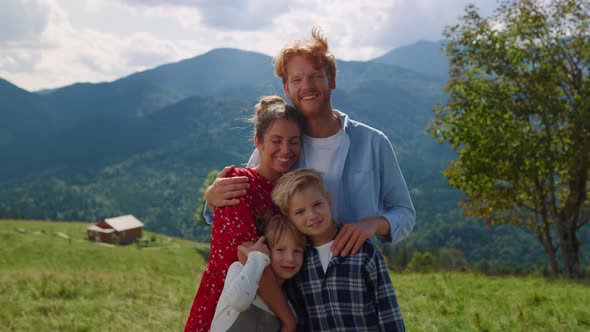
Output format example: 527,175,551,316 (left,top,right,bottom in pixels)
331,217,389,257
206,165,250,210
